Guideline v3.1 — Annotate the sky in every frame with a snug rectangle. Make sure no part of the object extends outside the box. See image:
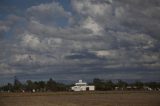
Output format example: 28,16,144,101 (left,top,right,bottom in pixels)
0,0,160,84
